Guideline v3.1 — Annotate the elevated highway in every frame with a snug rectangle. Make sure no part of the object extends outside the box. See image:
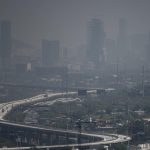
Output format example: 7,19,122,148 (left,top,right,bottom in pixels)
0,90,131,150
